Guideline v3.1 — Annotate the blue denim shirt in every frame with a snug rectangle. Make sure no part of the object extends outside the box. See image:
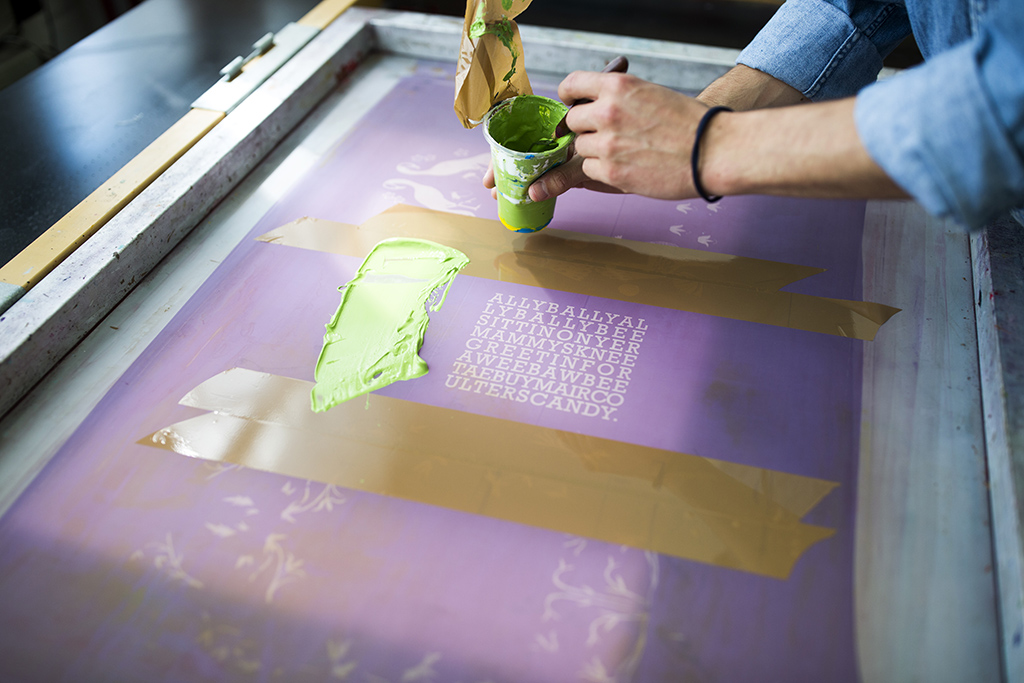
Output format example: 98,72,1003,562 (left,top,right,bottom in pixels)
737,0,1024,228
